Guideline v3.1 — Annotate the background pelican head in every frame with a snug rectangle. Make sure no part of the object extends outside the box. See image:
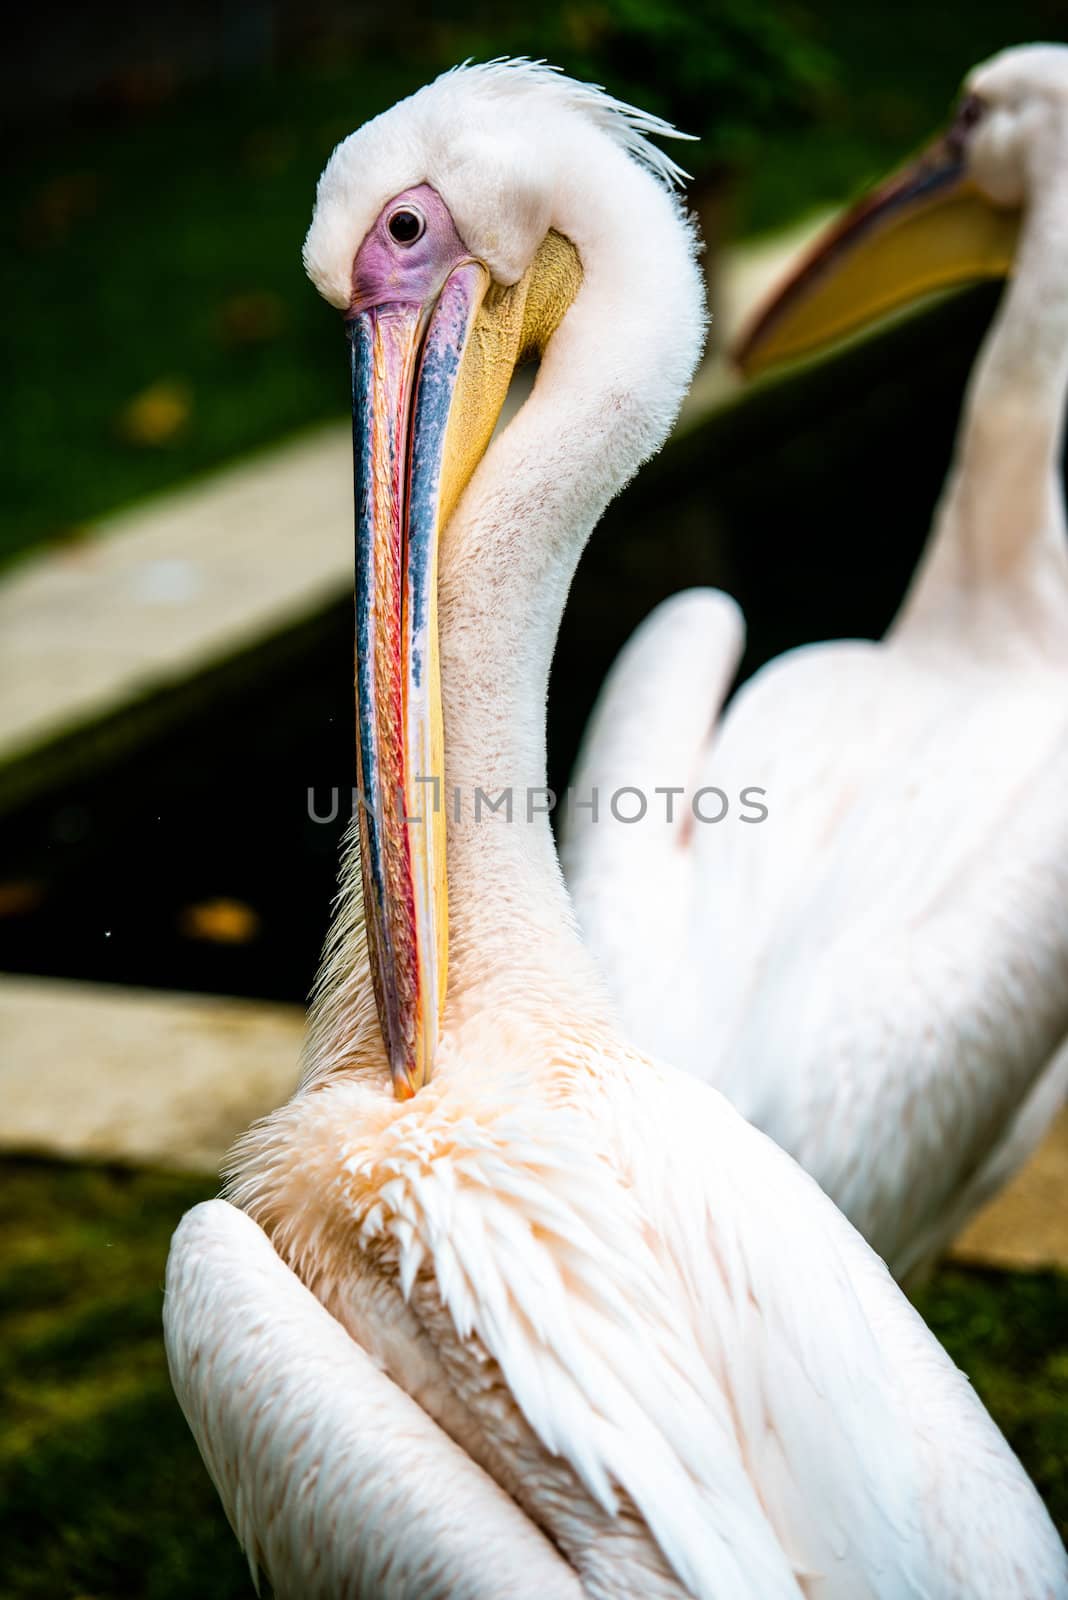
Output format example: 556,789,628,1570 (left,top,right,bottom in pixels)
301,62,704,1101
735,42,1068,374
964,43,1068,207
